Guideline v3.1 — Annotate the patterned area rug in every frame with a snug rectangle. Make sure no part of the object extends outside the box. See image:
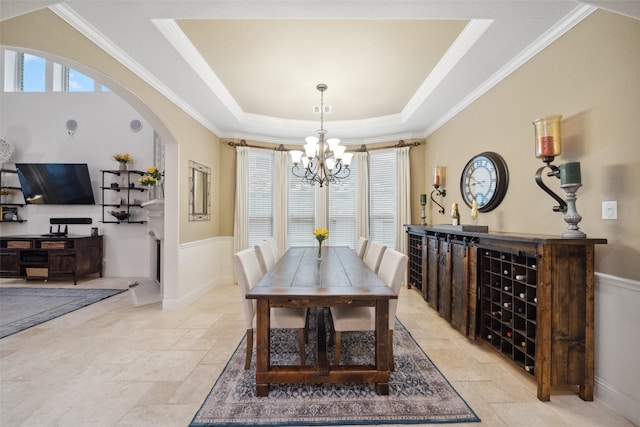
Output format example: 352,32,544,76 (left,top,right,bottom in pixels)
0,287,126,339
191,310,479,426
